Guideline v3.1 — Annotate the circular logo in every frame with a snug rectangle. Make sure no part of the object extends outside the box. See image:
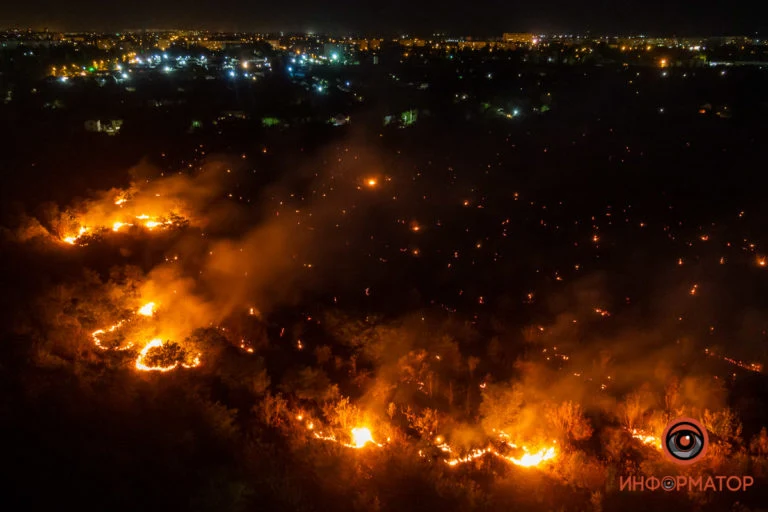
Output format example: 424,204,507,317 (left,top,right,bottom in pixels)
661,417,709,465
